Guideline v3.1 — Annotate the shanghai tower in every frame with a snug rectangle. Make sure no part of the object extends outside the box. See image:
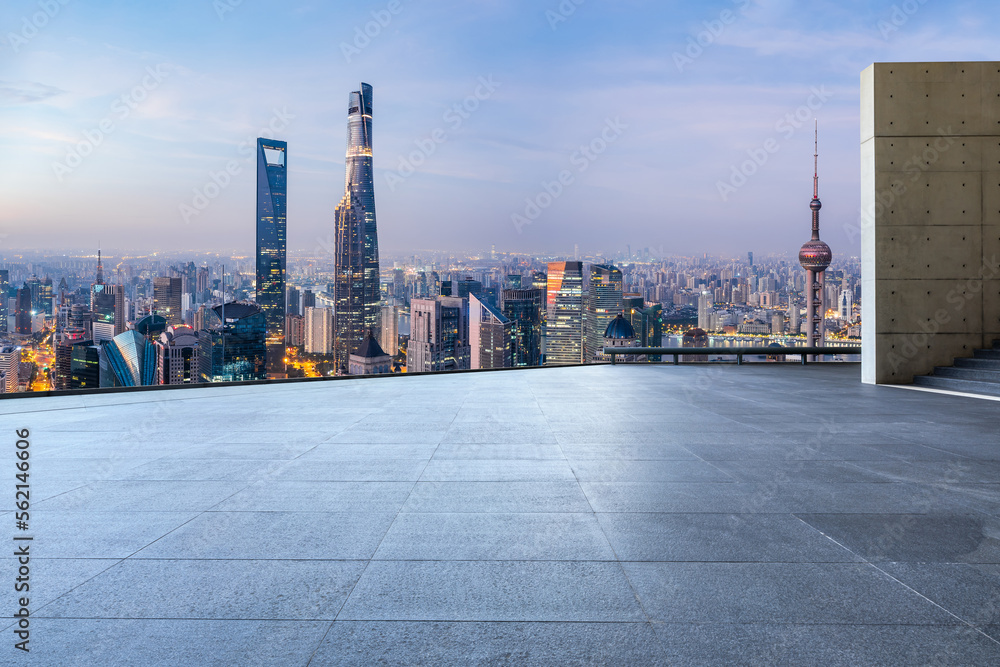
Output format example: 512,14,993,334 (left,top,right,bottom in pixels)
334,82,380,369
